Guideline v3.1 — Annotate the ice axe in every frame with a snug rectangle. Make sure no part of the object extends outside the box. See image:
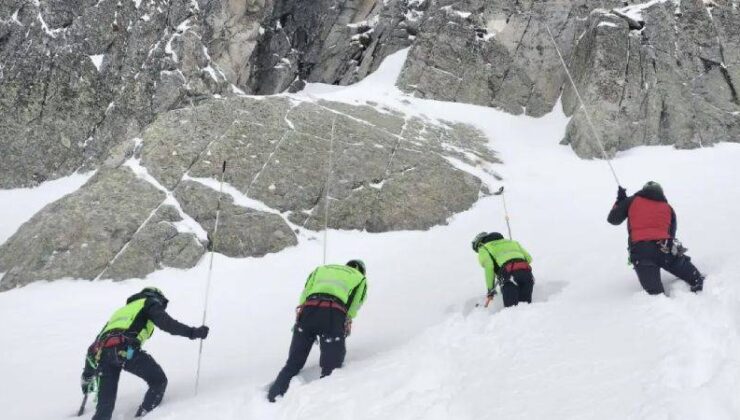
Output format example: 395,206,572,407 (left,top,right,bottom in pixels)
493,186,512,239
76,393,88,416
